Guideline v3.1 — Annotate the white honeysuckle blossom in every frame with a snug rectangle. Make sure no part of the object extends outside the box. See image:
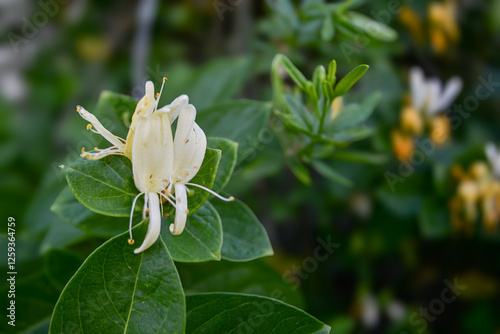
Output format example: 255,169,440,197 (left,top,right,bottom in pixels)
77,79,233,254
485,143,500,179
410,67,462,117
